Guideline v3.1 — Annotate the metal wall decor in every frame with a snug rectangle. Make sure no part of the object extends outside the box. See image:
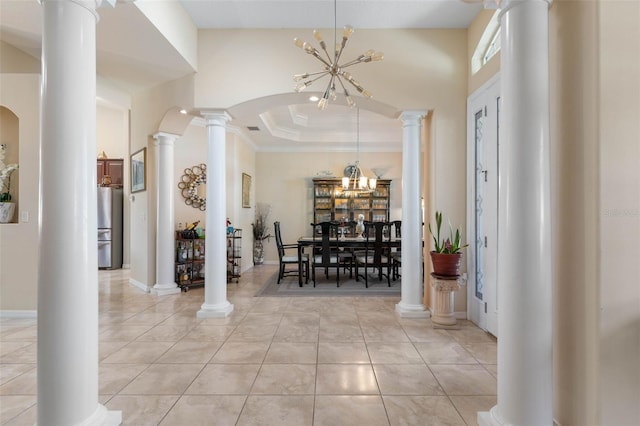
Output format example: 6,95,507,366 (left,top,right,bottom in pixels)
178,163,206,210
